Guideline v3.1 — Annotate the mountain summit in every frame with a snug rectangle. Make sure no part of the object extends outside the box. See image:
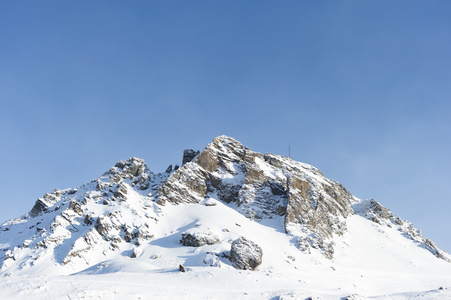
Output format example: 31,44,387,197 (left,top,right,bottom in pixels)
1,135,450,299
